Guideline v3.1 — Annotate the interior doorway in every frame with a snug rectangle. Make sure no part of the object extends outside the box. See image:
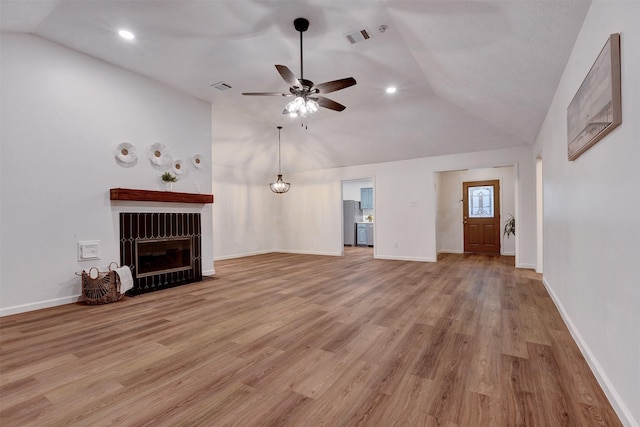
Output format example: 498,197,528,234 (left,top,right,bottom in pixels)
463,180,501,254
341,178,374,257
435,166,515,258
